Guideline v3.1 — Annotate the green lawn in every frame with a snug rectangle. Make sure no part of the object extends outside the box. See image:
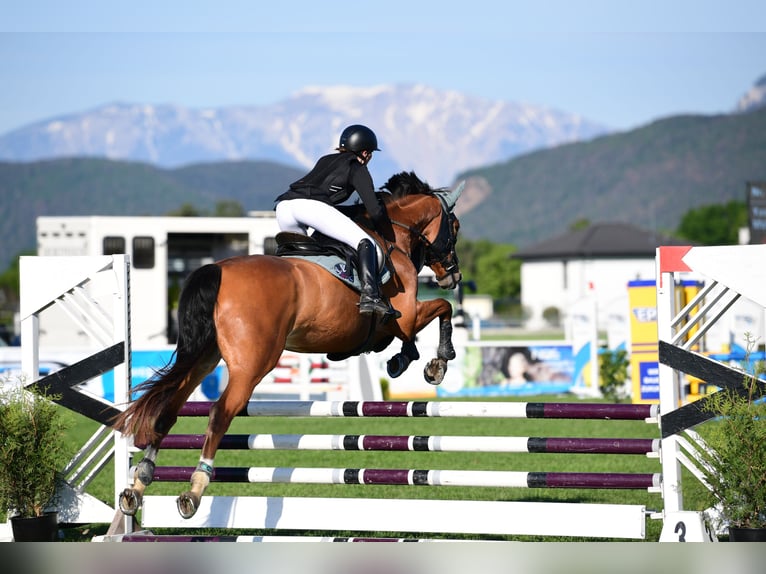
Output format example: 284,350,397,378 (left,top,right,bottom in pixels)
32,394,714,542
